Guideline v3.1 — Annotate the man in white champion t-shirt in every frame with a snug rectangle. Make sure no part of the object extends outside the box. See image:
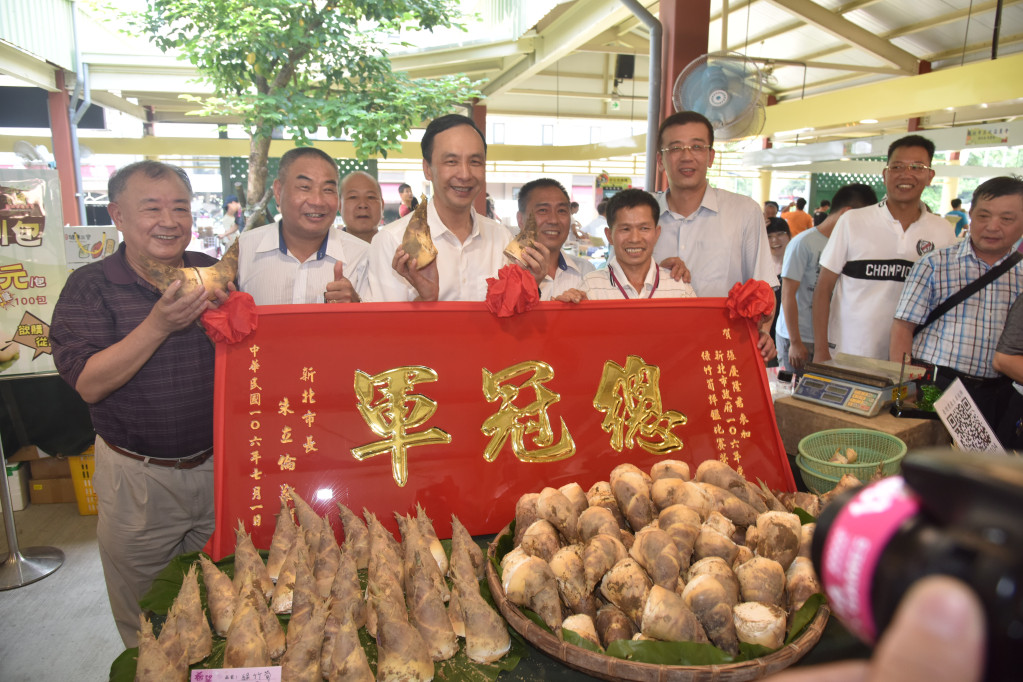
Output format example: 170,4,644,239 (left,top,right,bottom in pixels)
812,134,957,362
